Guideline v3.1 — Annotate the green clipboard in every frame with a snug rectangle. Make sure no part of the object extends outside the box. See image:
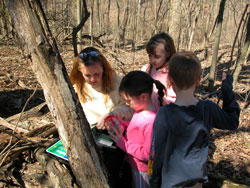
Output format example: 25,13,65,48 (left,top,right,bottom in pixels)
46,127,116,161
46,139,68,161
